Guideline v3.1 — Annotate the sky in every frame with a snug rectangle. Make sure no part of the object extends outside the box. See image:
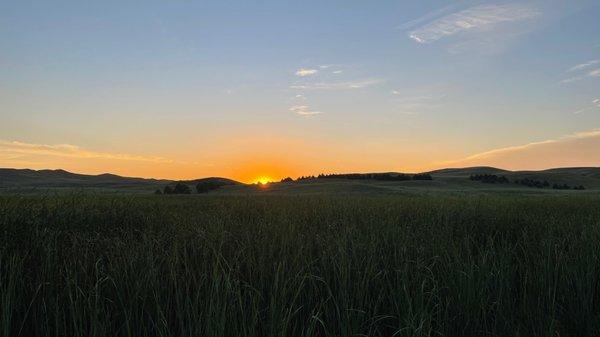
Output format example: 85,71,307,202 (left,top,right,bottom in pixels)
1,0,599,183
